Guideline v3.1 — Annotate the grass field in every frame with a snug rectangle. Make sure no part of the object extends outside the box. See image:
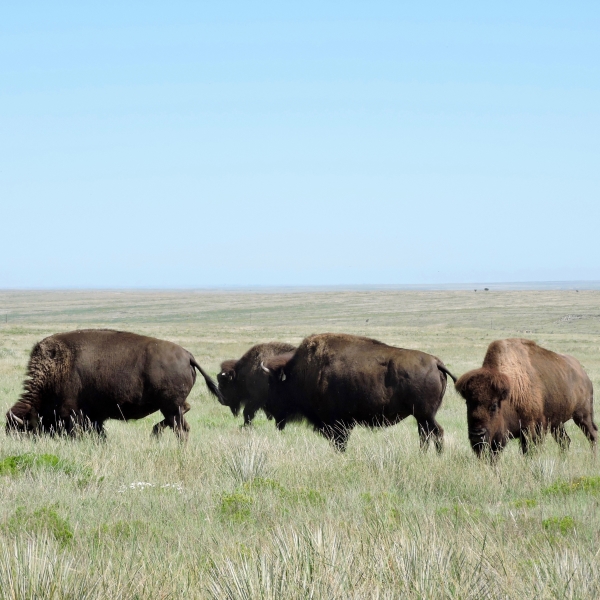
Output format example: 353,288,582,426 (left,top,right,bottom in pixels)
0,289,599,599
